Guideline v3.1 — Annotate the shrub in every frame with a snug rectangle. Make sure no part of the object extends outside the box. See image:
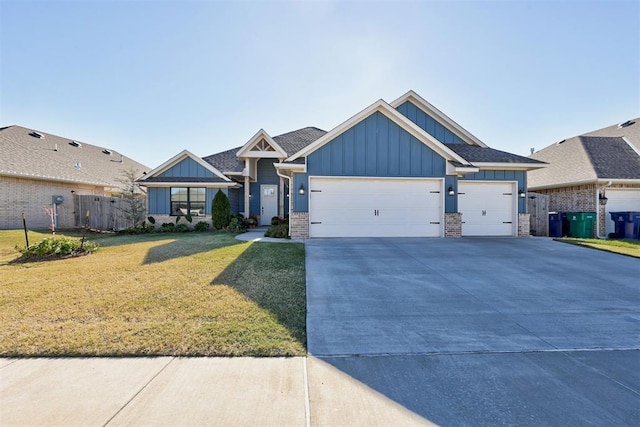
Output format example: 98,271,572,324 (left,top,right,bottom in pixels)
212,190,231,229
158,222,176,233
174,224,190,233
271,216,280,226
19,236,99,259
119,221,155,234
264,224,288,239
226,215,247,233
194,221,210,232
